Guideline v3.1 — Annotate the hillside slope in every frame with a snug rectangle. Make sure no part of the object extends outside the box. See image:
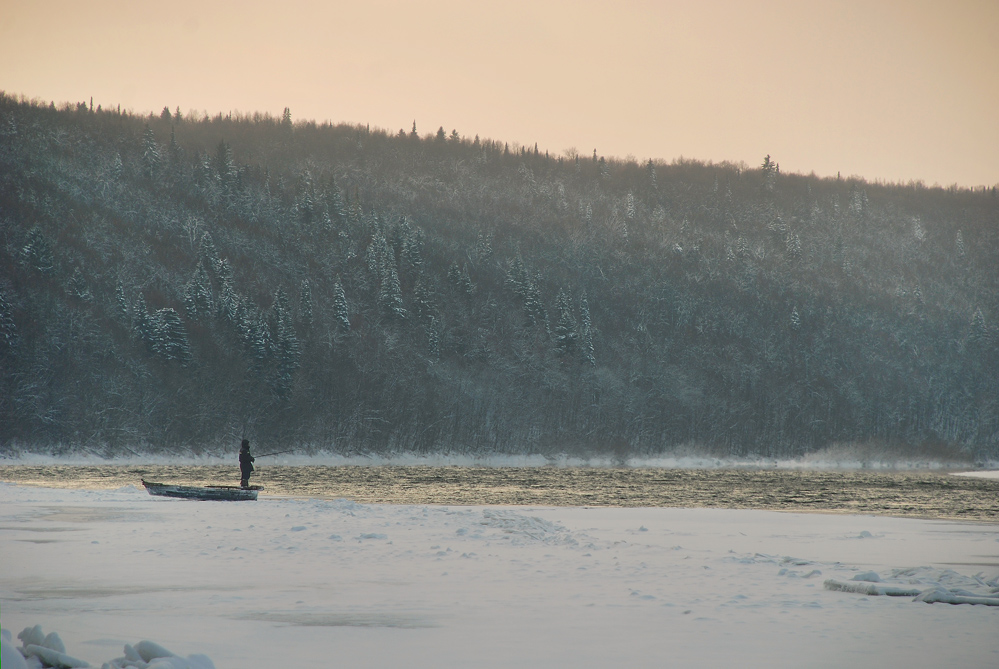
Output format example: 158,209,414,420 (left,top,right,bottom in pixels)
1,95,996,459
